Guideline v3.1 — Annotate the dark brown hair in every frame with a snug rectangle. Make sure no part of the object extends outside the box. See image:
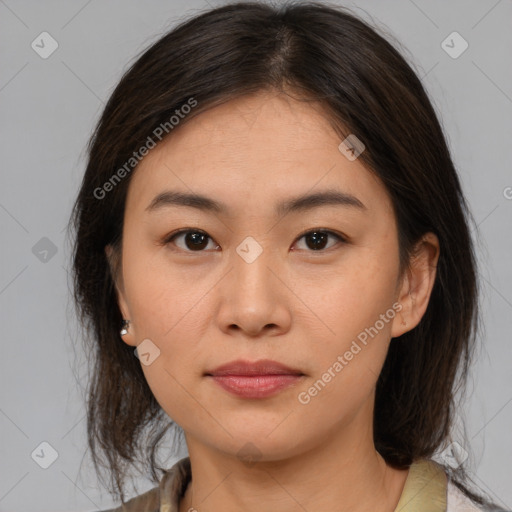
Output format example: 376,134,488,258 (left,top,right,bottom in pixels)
68,0,503,508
